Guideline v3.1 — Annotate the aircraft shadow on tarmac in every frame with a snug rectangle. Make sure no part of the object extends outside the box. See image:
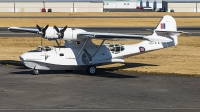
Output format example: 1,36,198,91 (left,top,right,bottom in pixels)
0,60,23,66
98,62,157,71
2,60,157,78
11,68,140,79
